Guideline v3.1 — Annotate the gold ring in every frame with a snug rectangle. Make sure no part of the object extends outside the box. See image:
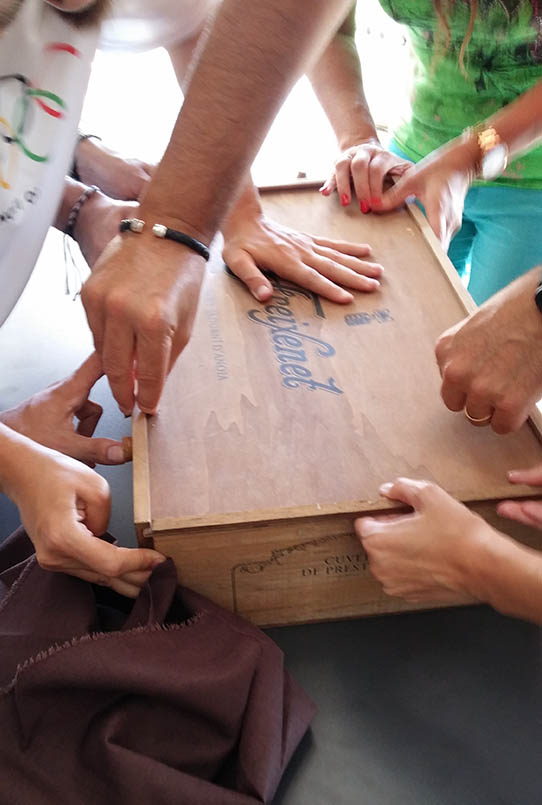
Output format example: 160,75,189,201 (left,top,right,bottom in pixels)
464,408,493,426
